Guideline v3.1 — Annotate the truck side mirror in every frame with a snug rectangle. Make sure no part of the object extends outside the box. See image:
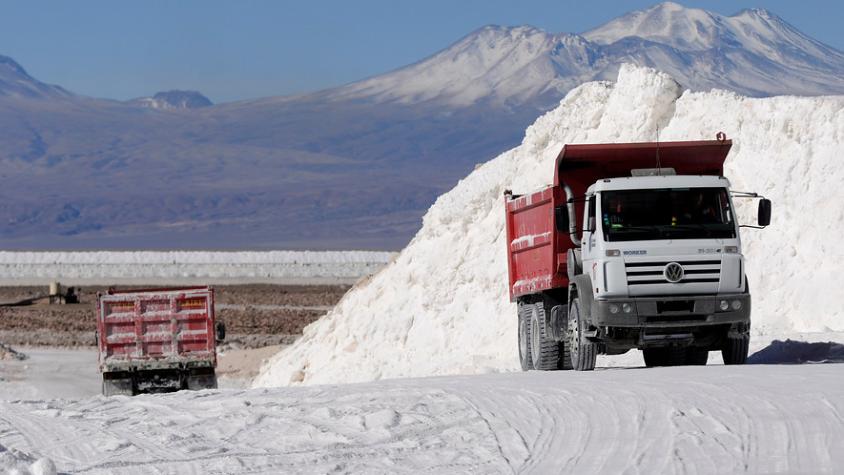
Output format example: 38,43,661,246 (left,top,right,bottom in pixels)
215,322,226,342
758,199,771,227
554,205,568,232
